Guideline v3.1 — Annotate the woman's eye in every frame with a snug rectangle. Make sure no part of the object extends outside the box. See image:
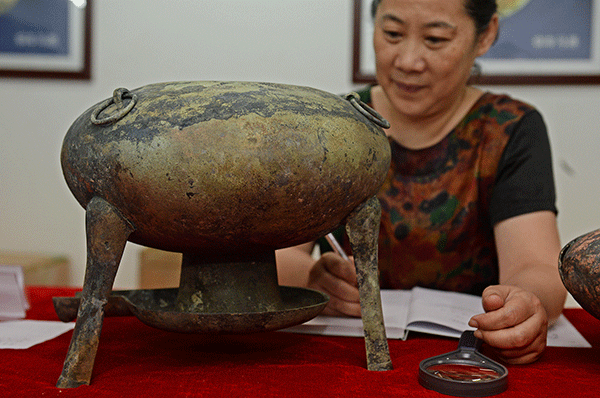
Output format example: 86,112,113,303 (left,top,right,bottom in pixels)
426,36,449,46
383,30,402,40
